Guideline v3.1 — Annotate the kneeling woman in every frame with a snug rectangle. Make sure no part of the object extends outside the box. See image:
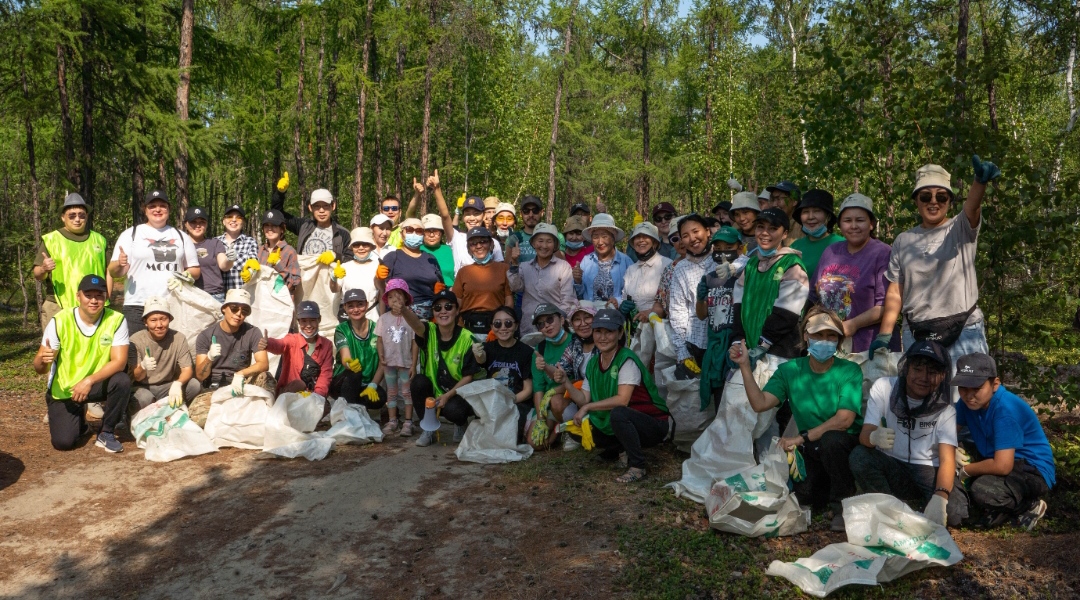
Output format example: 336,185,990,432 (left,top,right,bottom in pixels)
731,307,863,531
402,289,481,447
564,308,670,483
